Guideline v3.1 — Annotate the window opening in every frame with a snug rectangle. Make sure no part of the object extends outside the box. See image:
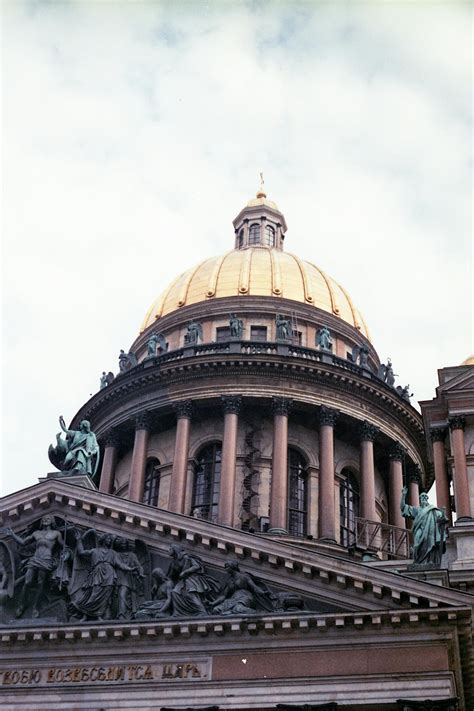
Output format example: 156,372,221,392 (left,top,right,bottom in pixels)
191,443,222,521
263,224,275,247
249,223,260,245
339,469,360,546
288,449,308,536
250,326,267,342
216,327,231,342
143,458,161,507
